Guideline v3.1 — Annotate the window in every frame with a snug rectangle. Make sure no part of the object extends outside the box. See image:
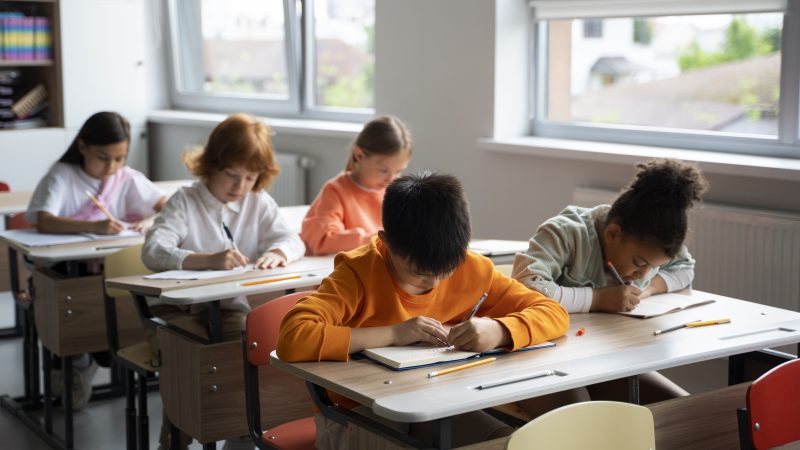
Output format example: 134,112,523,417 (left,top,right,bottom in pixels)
167,0,374,120
531,1,800,158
